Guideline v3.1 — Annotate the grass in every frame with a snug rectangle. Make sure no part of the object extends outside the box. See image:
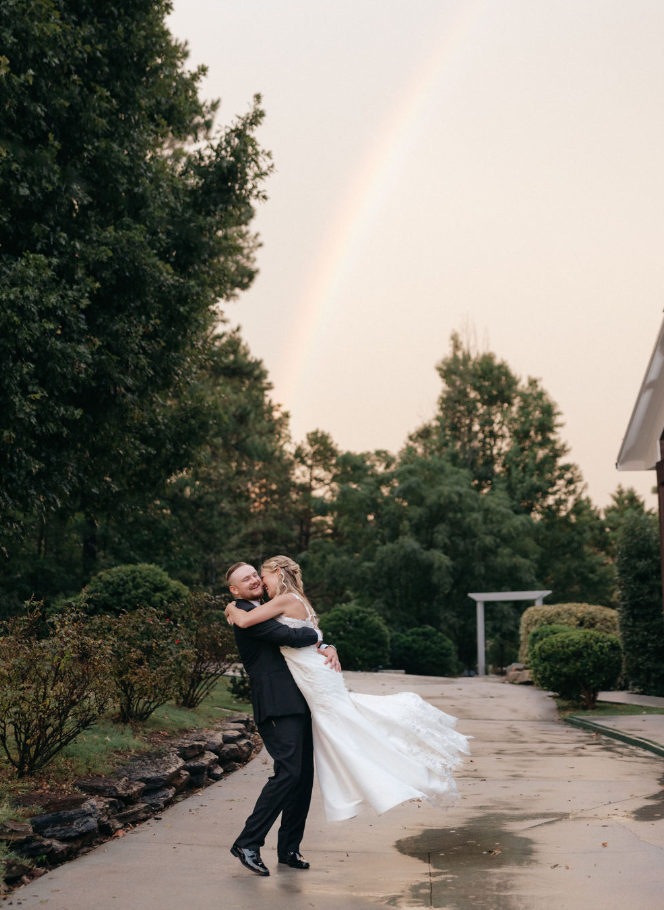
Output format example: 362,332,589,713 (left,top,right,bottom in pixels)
556,699,664,720
0,677,252,816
